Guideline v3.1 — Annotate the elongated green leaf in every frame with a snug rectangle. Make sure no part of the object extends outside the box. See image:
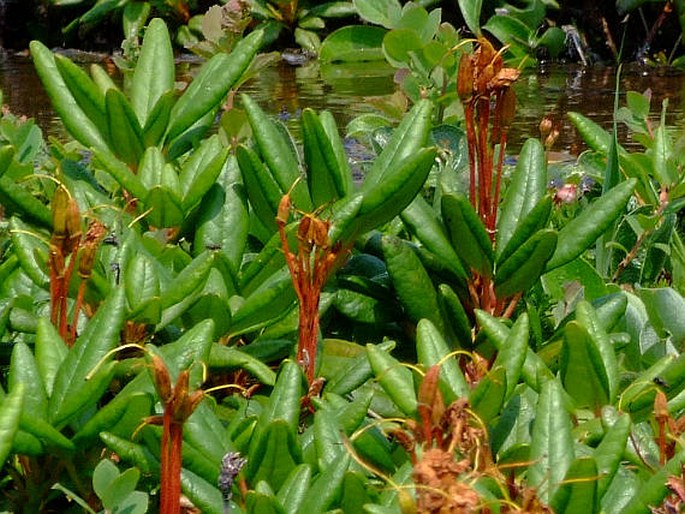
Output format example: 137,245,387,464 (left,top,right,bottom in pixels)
35,318,67,397
130,18,174,127
546,179,636,271
159,250,215,309
495,229,557,298
179,135,228,210
497,138,547,254
496,195,552,266
229,268,296,336
302,108,351,206
382,234,443,330
194,156,249,269
0,383,24,469
470,365,506,424
94,148,147,199
277,465,312,514
367,343,417,417
442,192,494,278
30,41,109,152
576,301,619,402
236,144,283,233
623,449,685,514
362,99,433,190
355,147,436,234
401,196,468,281
241,94,311,210
142,91,175,147
106,88,144,166
9,216,49,288
55,55,108,139
49,288,126,427
594,412,630,497
166,29,263,142
550,457,598,514
561,321,610,409
9,342,48,419
0,176,52,229
298,454,350,512
458,0,482,35
493,313,529,400
416,318,469,401
528,379,574,503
